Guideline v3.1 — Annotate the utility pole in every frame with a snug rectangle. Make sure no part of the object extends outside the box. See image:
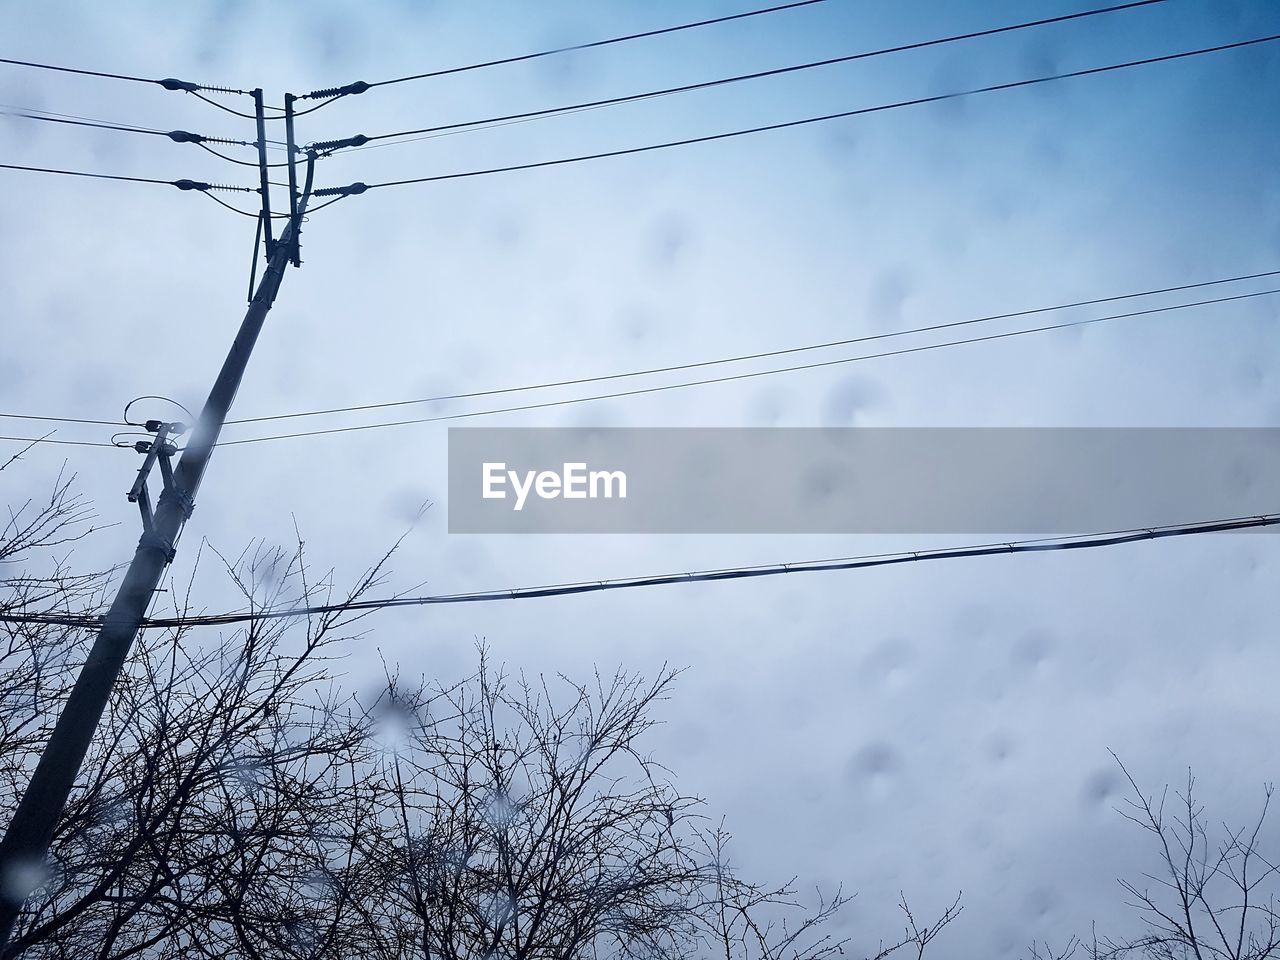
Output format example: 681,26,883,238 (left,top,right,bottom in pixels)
0,139,315,953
